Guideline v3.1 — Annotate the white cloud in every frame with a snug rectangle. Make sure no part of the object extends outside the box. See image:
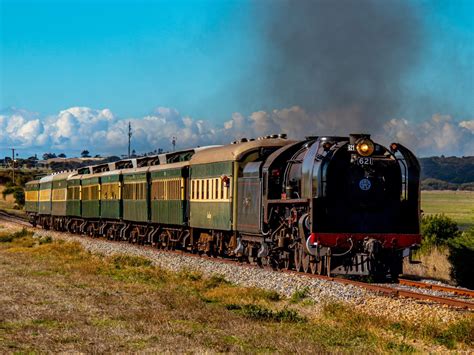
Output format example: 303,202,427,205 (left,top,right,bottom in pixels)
460,120,474,133
382,114,474,156
0,106,472,157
